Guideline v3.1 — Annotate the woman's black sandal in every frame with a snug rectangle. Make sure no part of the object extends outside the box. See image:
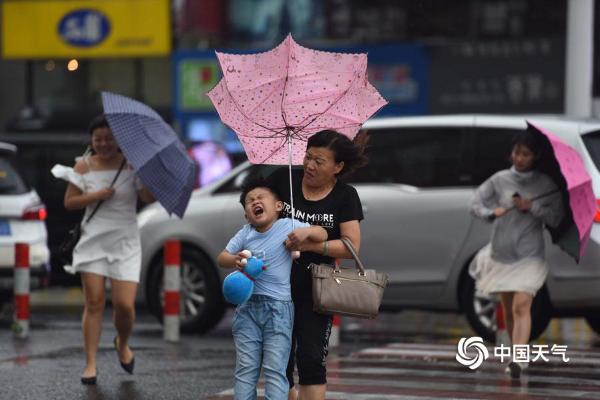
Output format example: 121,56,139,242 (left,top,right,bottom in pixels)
113,336,135,374
80,375,97,385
